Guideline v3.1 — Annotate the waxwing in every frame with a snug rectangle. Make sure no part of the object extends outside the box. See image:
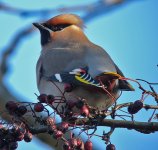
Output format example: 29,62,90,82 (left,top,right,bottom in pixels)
33,14,134,111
